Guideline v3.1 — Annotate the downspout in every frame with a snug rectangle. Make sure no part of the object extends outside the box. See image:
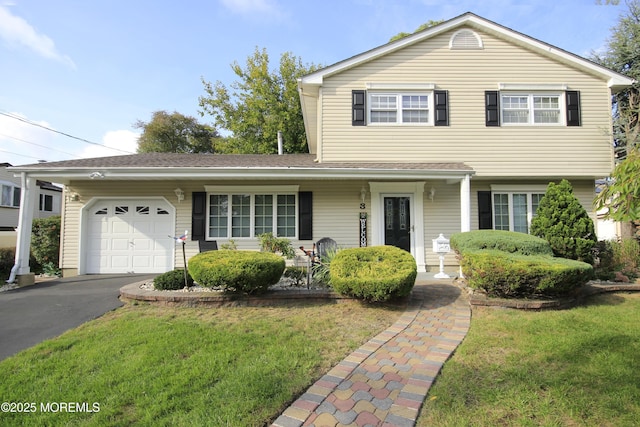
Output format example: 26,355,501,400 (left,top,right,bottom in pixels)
7,171,36,284
6,171,28,283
